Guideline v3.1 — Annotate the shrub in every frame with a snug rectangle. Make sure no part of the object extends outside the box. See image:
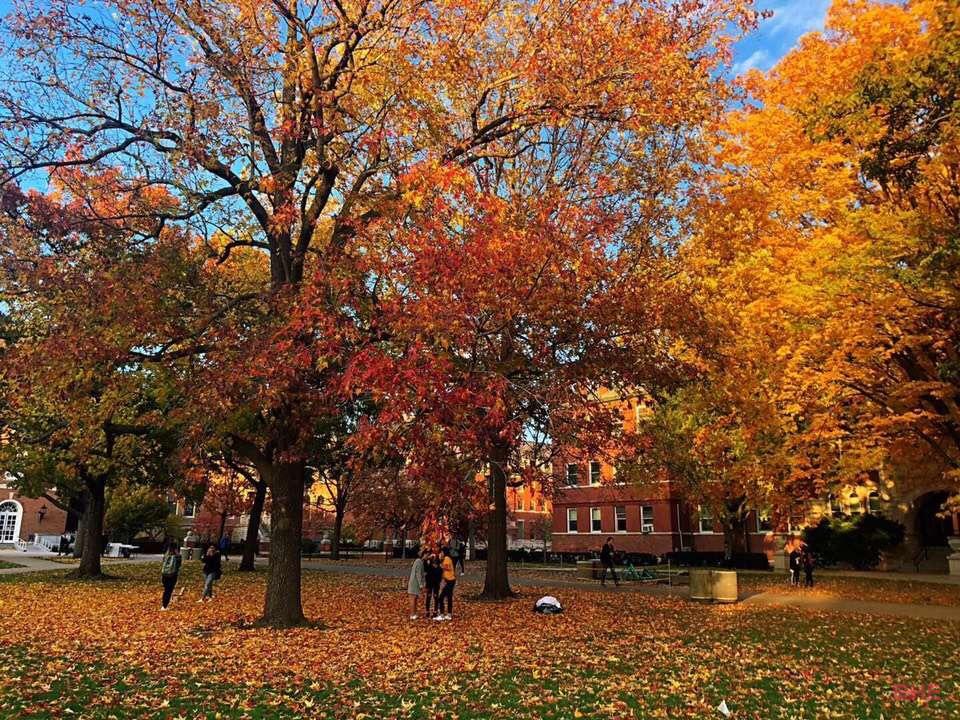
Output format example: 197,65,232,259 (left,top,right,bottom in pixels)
802,514,905,569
